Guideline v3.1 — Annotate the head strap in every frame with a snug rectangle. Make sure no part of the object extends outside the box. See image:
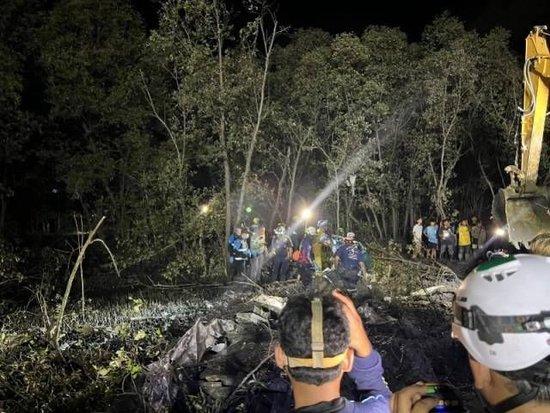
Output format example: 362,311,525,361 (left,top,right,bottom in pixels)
285,297,347,370
311,298,324,368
